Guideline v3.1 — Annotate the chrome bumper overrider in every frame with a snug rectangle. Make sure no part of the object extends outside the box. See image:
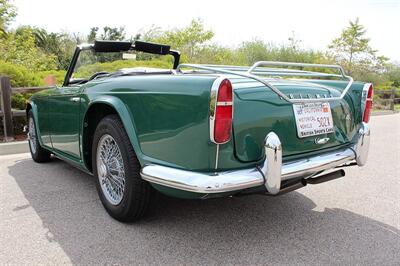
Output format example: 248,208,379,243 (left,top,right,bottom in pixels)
140,123,370,195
